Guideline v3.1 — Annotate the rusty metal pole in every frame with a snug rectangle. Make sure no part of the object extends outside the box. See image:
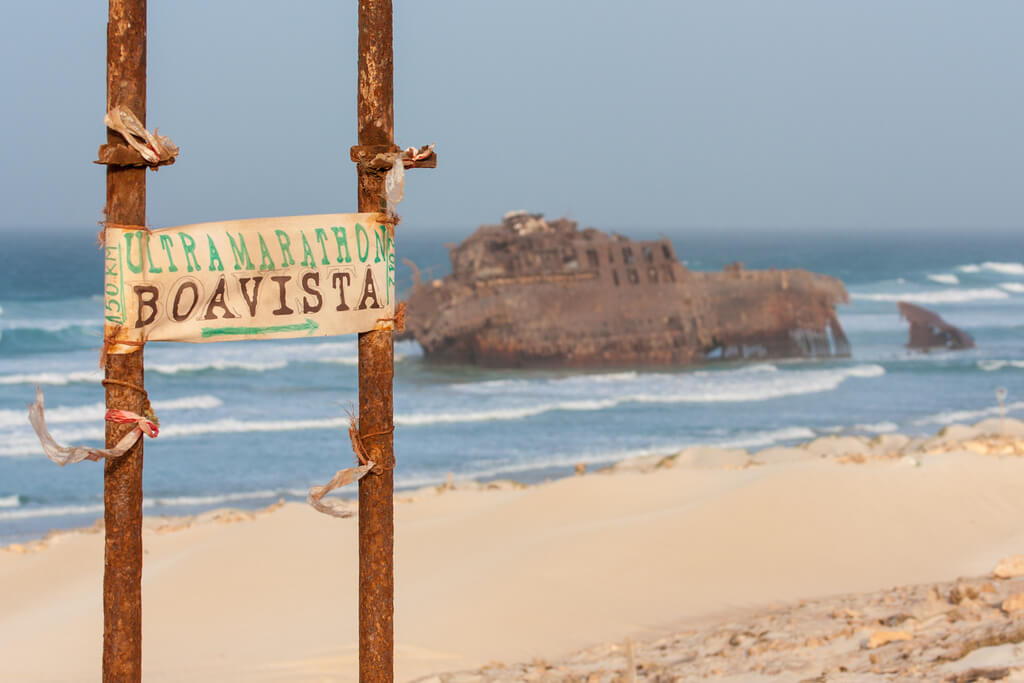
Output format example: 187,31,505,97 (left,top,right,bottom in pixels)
103,1,147,680
356,1,396,681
